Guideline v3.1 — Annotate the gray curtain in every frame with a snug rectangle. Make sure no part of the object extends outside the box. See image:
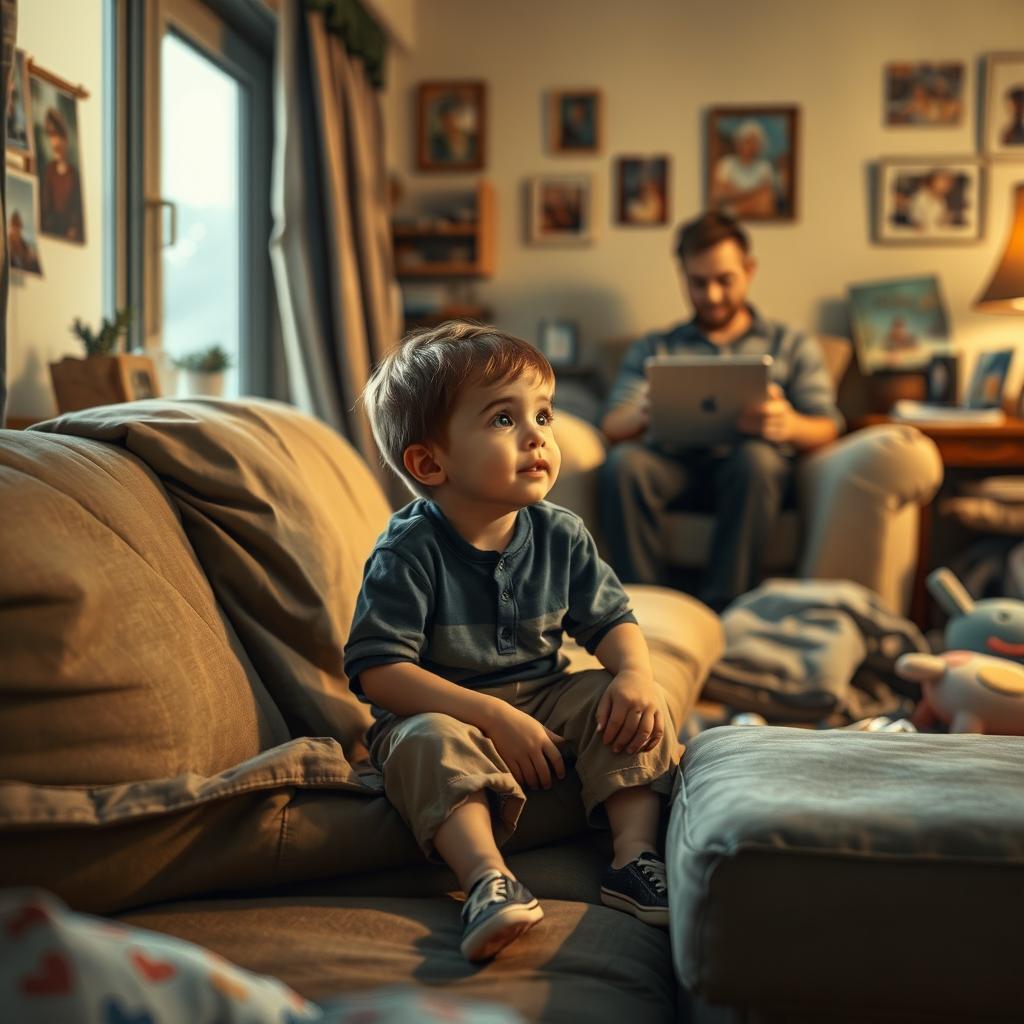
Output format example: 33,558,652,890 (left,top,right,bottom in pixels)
269,0,400,490
0,0,16,426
